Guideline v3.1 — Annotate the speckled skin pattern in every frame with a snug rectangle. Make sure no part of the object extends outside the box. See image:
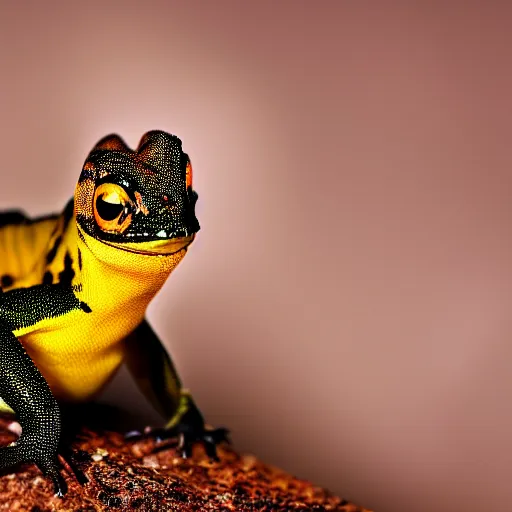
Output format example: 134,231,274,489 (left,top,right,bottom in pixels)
0,131,226,497
0,285,90,492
